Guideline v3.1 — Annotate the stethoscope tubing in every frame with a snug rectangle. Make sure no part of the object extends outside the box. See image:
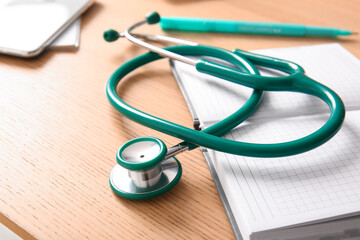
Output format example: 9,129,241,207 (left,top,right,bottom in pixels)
107,44,263,150
106,44,345,158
